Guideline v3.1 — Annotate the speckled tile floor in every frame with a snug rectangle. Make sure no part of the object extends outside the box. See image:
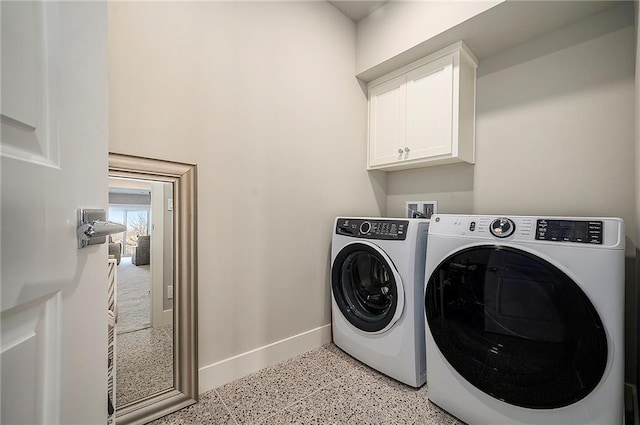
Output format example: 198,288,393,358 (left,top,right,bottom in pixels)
150,343,462,425
116,324,173,407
